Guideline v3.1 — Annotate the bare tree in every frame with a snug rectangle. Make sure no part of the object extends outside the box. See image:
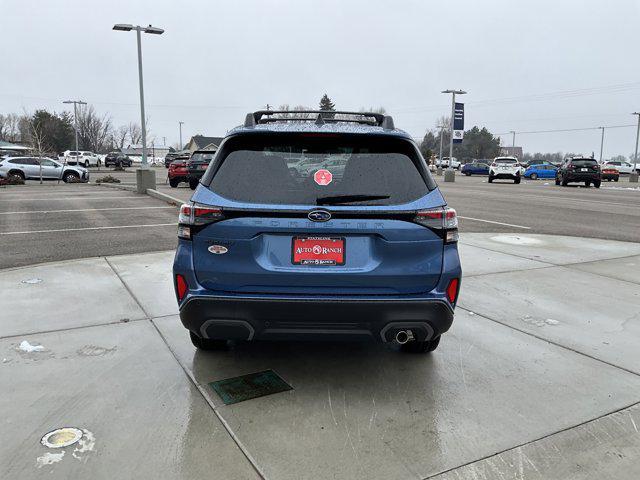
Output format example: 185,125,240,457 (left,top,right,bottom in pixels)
76,105,113,153
26,115,47,184
127,122,142,144
113,125,129,149
0,113,24,142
